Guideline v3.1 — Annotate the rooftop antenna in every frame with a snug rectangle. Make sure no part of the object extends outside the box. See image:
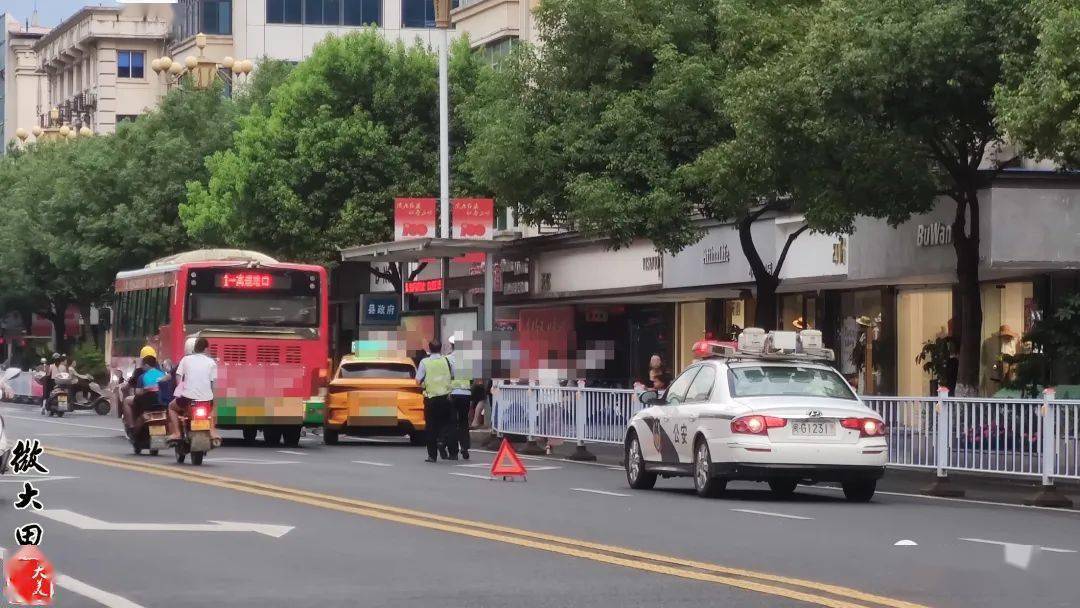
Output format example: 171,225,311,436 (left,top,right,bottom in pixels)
30,1,40,28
